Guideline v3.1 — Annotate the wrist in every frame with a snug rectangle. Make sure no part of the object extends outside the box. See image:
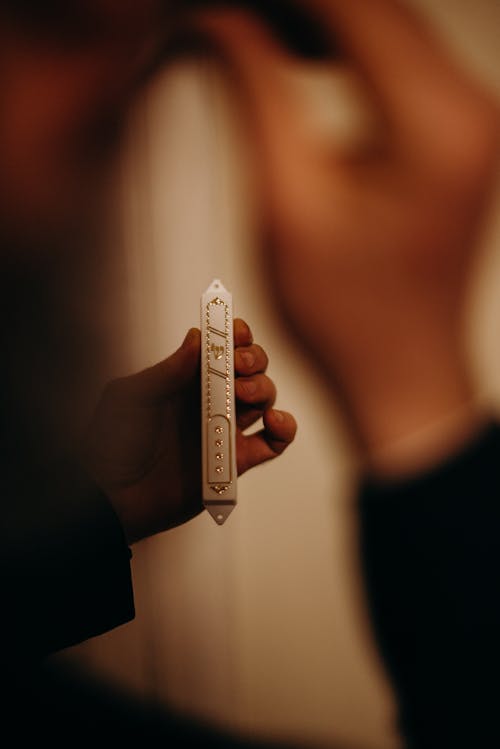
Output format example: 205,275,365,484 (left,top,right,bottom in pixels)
360,397,490,480
327,327,483,477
